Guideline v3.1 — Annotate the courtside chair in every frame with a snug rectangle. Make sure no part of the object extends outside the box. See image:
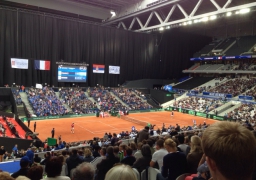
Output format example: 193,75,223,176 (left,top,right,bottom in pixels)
133,168,140,180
